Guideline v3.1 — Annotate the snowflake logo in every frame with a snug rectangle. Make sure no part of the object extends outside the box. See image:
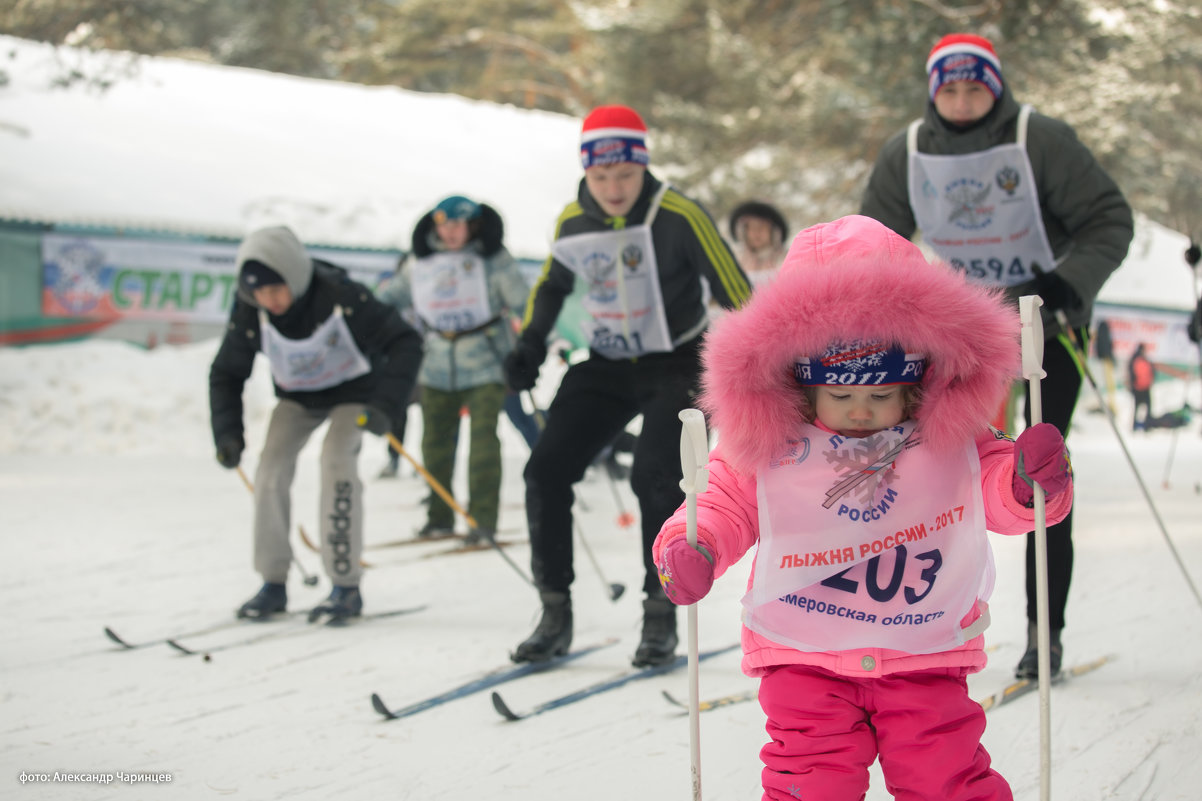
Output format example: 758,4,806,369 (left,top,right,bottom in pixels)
824,431,901,505
944,178,995,230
